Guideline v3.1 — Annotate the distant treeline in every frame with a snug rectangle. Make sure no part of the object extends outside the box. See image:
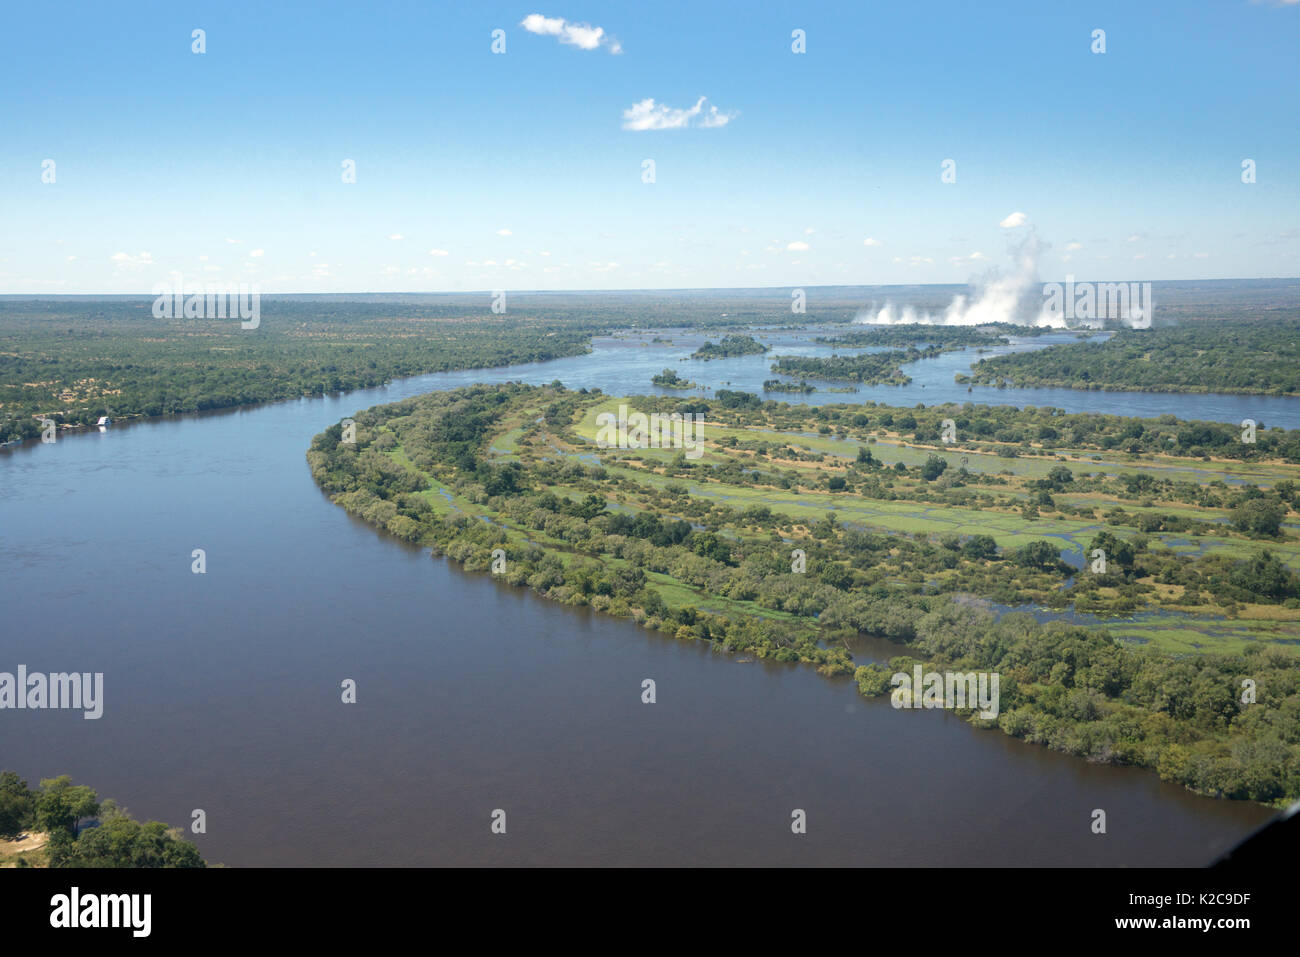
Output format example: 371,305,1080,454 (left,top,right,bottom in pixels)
0,300,595,442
